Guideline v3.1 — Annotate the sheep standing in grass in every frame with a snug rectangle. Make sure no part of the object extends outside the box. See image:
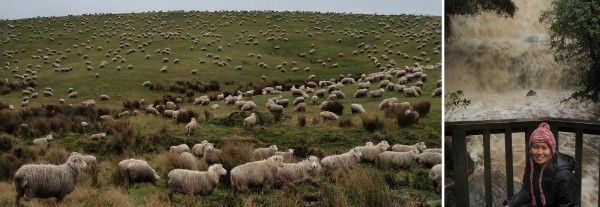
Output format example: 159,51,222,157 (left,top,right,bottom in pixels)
90,133,106,140
230,155,284,194
350,103,366,114
276,156,320,183
32,134,54,149
429,164,442,194
14,153,87,205
203,143,223,165
274,149,295,163
378,97,398,110
243,113,257,128
240,101,257,111
353,141,390,162
321,149,362,177
170,144,190,154
118,159,160,186
368,88,385,98
392,142,427,153
167,164,227,200
70,152,98,185
254,145,278,160
185,118,197,136
418,152,442,168
179,152,200,170
377,150,419,169
191,140,210,157
320,111,339,121
432,87,442,97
